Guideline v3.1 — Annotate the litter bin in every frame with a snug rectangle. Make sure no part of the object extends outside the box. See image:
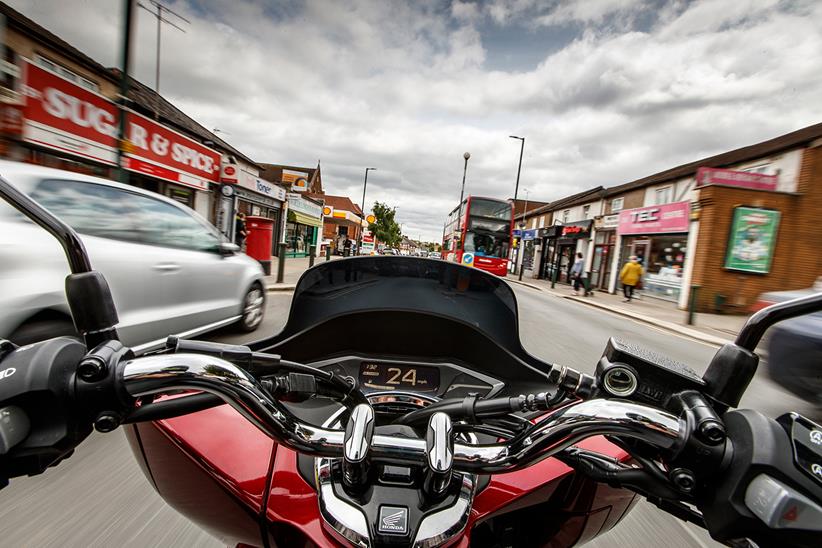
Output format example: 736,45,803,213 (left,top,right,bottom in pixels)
245,216,274,275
